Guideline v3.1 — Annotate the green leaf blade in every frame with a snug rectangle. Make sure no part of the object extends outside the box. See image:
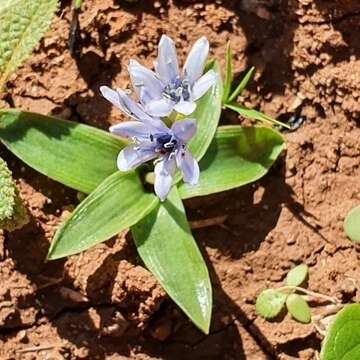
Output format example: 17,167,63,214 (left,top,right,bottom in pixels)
222,42,233,103
256,289,286,319
188,61,222,162
344,205,360,243
132,187,212,334
321,304,360,360
179,125,285,199
48,171,158,260
228,66,255,103
0,110,126,194
286,264,308,287
0,0,58,90
286,294,311,323
225,103,290,129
